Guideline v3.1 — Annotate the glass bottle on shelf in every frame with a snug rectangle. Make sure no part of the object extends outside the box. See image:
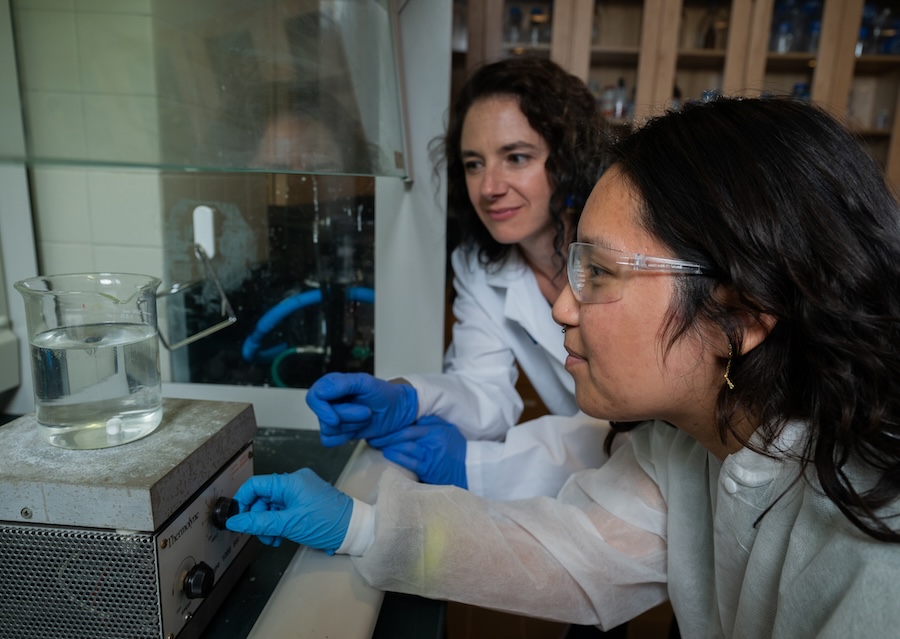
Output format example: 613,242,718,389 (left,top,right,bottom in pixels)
794,1,823,53
806,20,821,54
505,5,524,43
528,7,551,45
773,21,794,53
696,1,729,50
872,7,893,55
770,0,799,53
